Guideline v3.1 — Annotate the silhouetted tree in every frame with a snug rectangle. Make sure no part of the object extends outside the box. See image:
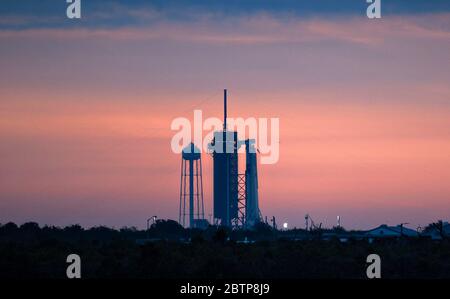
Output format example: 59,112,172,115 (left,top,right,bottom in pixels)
1,220,450,279
424,220,445,239
20,222,40,232
0,222,18,234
